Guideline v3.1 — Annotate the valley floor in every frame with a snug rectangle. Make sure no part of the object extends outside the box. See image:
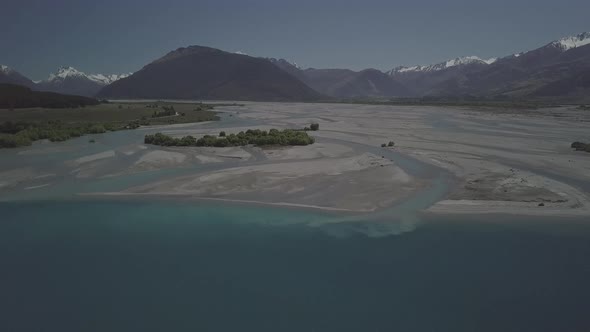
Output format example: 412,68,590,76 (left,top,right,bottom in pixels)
2,102,590,217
